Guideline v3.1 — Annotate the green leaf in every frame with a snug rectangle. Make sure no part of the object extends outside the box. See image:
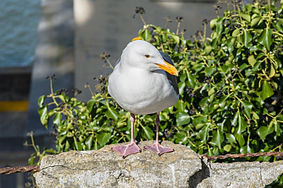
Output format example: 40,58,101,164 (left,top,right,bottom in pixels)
231,111,239,126
248,55,256,67
105,106,119,121
53,113,62,126
85,135,93,150
204,67,216,76
260,81,274,100
232,28,240,37
236,115,247,134
171,34,180,45
269,64,275,78
224,144,232,152
215,18,224,37
87,99,96,112
244,30,252,47
38,95,46,108
193,116,207,125
242,101,253,118
258,28,272,51
28,156,36,165
210,18,217,29
144,29,151,41
97,132,111,146
186,71,196,88
275,19,283,33
38,106,48,128
257,125,274,142
210,129,224,149
257,126,268,142
175,100,185,112
176,112,190,126
198,126,209,142
141,126,154,140
235,134,245,146
74,137,83,151
58,95,65,103
240,13,251,22
226,133,236,144
251,16,261,27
